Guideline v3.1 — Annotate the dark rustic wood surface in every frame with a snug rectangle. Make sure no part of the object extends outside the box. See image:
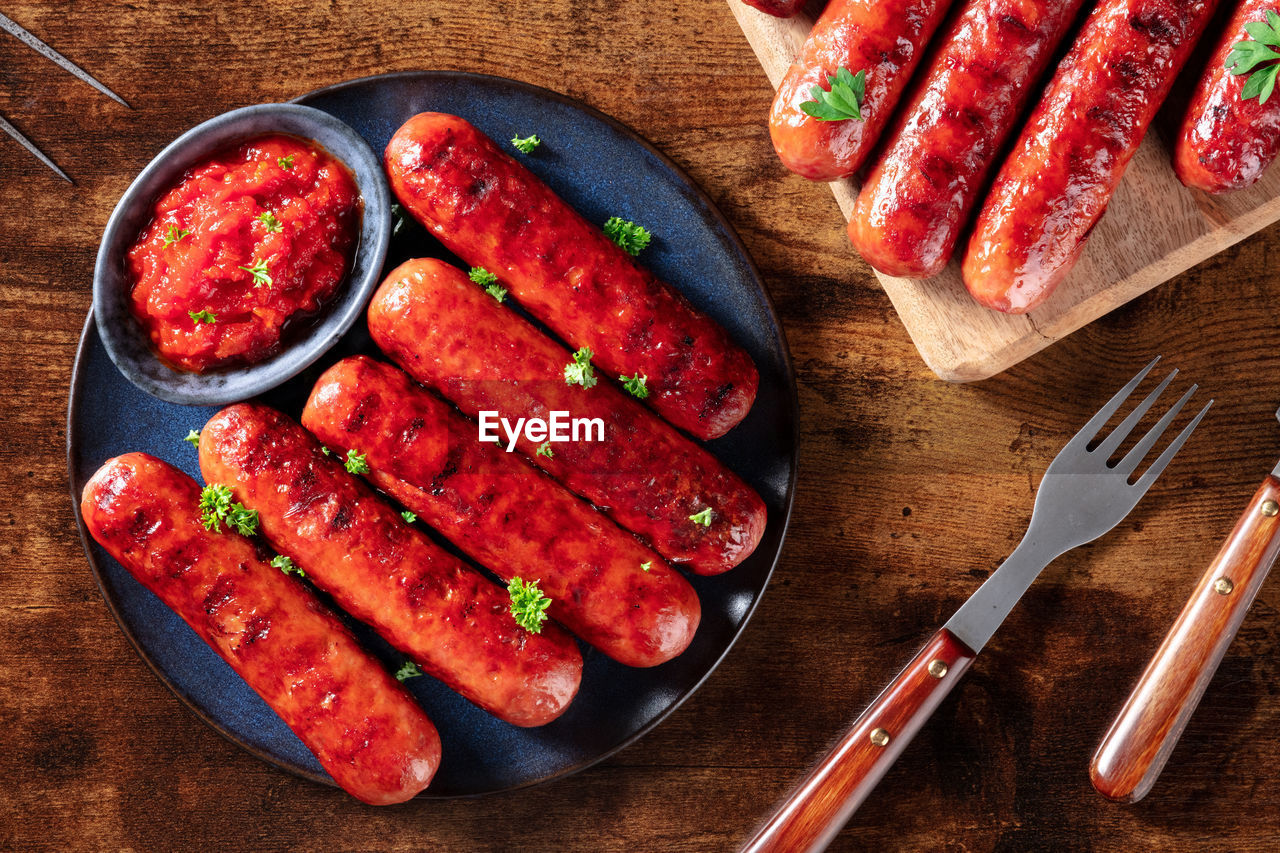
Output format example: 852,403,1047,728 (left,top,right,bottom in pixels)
4,1,1280,850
